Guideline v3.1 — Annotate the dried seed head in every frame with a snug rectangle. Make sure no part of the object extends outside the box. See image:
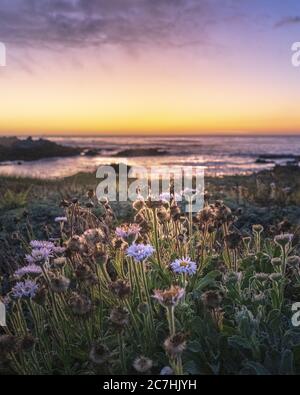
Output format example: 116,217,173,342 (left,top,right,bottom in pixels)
164,333,187,357
274,233,294,248
133,356,153,373
287,256,300,266
109,307,129,329
255,272,269,281
53,257,67,268
152,286,185,308
20,334,36,352
197,206,215,223
83,228,105,244
109,280,131,299
271,257,282,267
69,293,92,315
89,343,110,365
157,207,170,223
50,274,70,293
252,224,264,234
67,235,88,254
33,285,48,305
201,290,223,310
112,238,128,251
0,335,19,356
269,273,283,282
